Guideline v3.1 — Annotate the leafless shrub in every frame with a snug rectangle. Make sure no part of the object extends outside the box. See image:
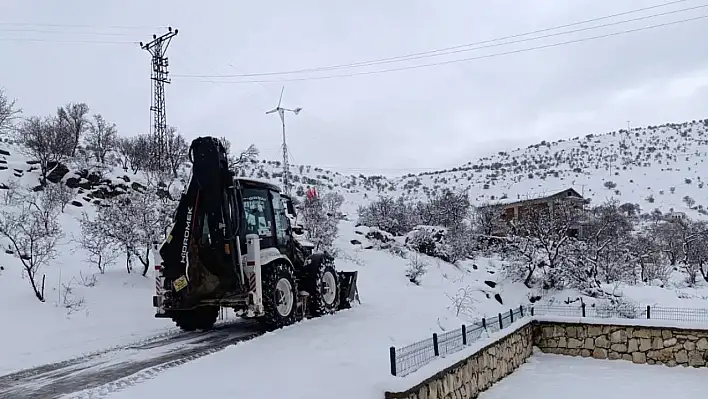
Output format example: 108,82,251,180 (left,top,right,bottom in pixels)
446,285,480,319
78,270,98,287
406,253,428,285
60,280,86,314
